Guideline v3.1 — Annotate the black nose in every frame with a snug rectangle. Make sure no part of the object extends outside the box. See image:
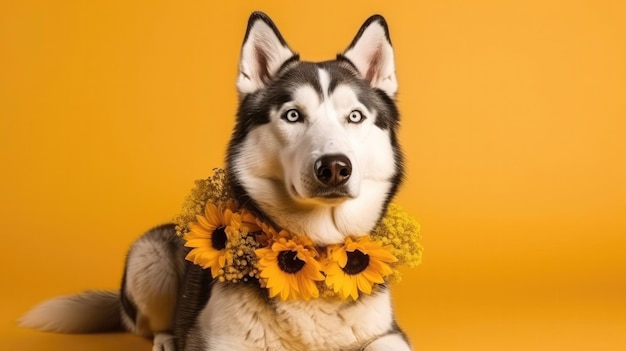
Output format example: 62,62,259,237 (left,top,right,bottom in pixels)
314,154,352,186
